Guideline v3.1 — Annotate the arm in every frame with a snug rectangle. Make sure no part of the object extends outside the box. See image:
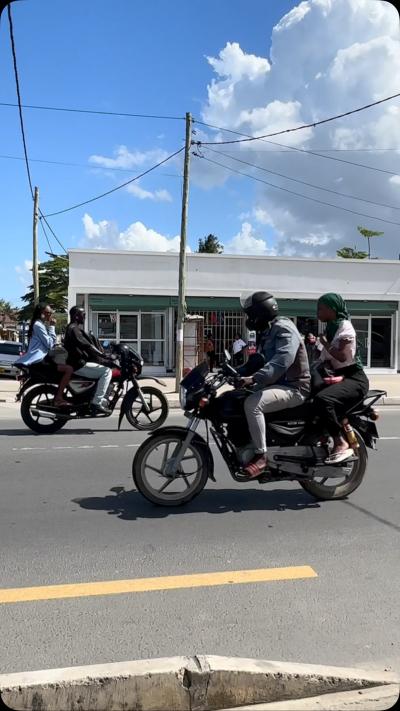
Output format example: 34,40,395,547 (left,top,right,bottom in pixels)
323,337,352,363
33,321,56,351
252,328,298,388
